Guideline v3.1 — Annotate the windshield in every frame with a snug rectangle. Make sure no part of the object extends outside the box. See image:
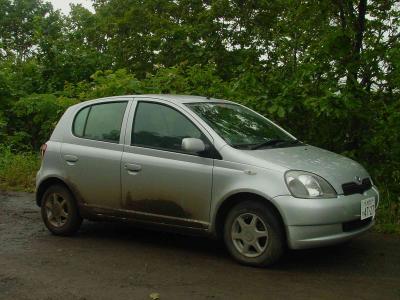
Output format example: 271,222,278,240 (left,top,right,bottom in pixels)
186,102,297,150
